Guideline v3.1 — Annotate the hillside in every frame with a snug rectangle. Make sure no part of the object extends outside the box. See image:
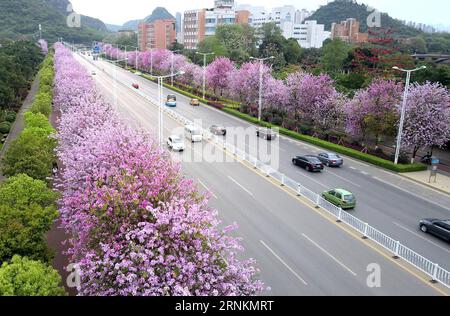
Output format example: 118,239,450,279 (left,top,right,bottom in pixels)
308,0,421,37
120,7,175,31
0,0,107,44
